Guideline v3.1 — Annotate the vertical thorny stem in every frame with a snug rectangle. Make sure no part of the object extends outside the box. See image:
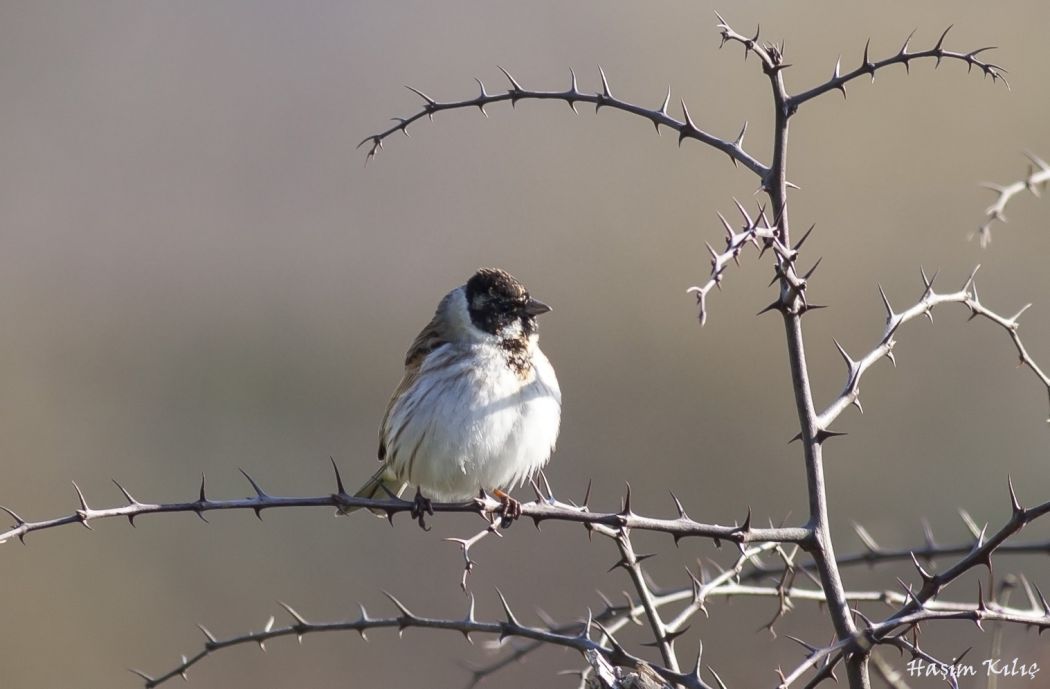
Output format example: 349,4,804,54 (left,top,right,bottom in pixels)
764,56,870,688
